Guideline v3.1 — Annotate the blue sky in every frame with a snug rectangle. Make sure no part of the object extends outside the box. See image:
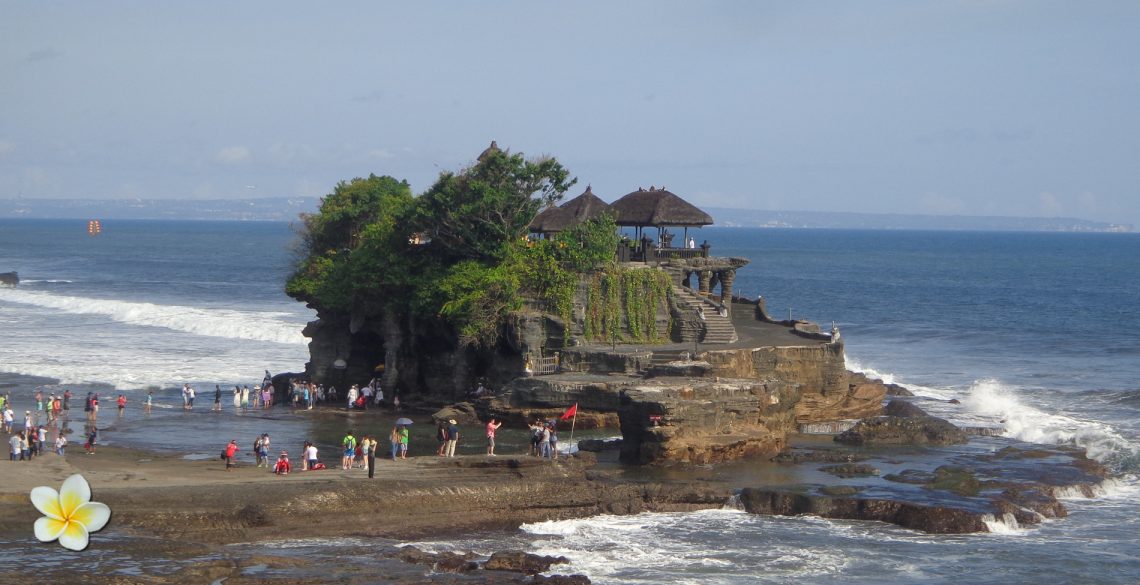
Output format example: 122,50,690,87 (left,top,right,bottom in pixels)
2,1,1138,225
